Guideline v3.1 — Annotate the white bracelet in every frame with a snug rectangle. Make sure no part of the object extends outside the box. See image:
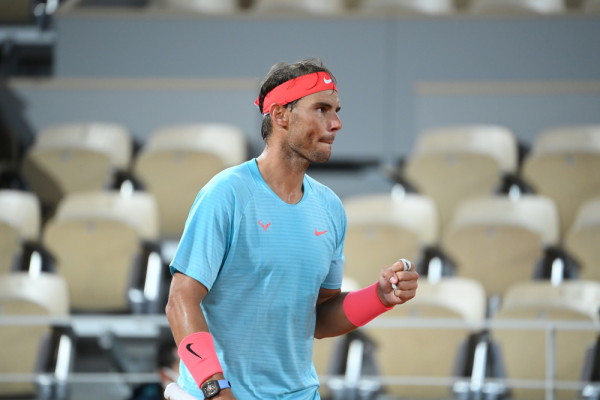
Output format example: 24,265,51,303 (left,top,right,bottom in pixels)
399,258,412,271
